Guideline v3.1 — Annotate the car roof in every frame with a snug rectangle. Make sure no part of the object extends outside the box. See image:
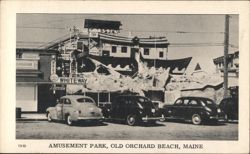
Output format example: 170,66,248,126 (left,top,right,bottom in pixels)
61,95,93,100
178,96,213,100
116,95,146,98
